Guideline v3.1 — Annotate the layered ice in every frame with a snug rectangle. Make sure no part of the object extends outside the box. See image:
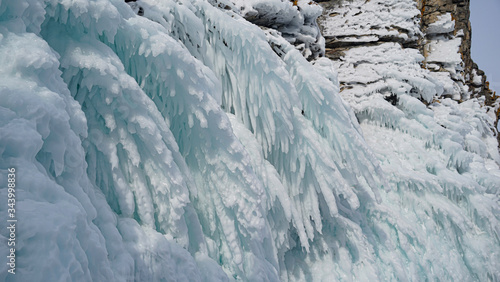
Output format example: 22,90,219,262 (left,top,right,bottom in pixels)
319,0,500,280
0,0,499,281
